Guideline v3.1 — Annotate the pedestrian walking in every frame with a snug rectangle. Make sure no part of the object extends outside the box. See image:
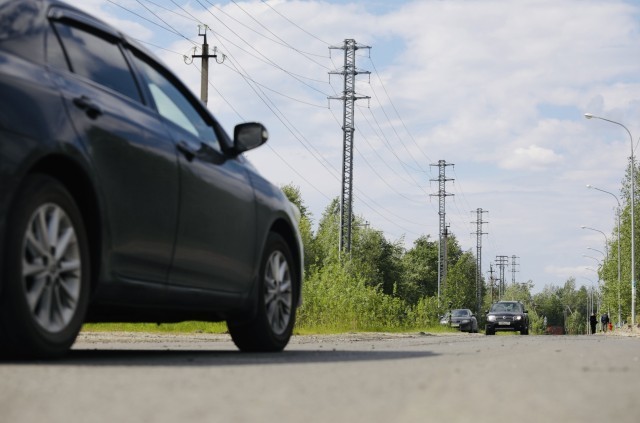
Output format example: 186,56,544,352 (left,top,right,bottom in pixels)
601,313,610,333
590,313,597,334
